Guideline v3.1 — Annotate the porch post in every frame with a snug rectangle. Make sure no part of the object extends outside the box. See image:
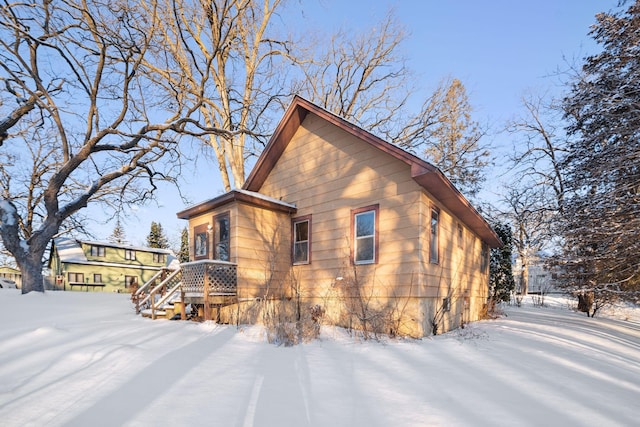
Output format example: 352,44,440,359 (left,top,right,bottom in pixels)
180,288,186,320
203,263,211,321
